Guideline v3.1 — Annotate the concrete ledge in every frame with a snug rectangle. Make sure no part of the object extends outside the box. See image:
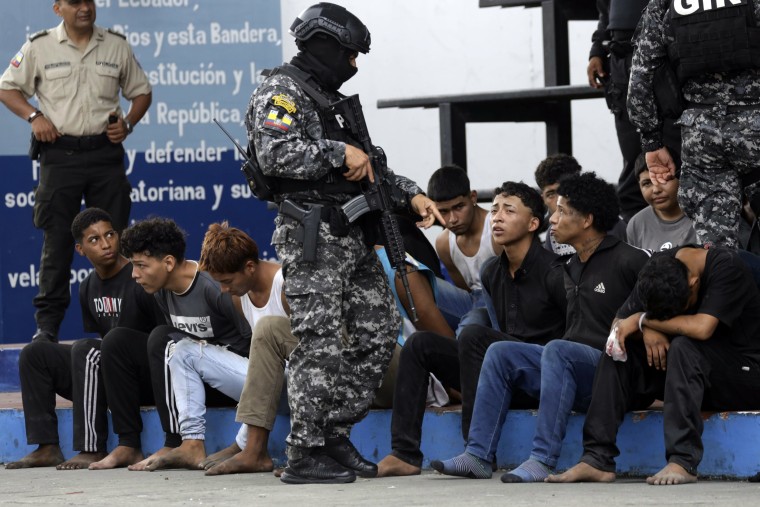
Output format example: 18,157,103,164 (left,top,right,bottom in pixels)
2,404,759,478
